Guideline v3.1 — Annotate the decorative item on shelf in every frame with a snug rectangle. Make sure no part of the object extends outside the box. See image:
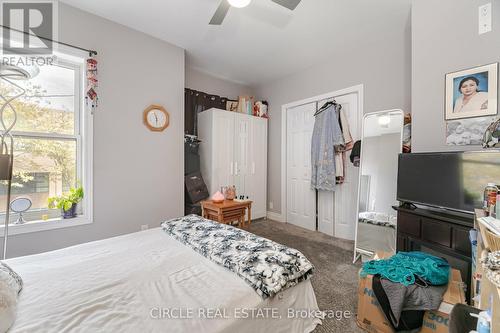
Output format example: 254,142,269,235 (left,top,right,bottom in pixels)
253,103,259,116
237,96,246,113
482,118,500,148
447,116,495,146
10,197,32,225
85,57,98,113
247,97,254,115
237,96,254,114
253,101,268,117
211,191,225,204
445,63,498,120
403,113,411,153
143,104,170,132
47,185,84,219
222,185,236,200
226,100,238,112
261,101,269,118
481,251,500,288
484,183,499,213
